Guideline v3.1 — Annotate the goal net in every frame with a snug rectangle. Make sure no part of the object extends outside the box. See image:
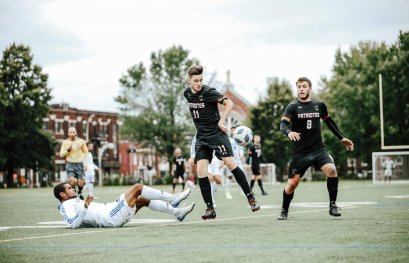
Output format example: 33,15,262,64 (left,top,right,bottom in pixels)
372,151,409,184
